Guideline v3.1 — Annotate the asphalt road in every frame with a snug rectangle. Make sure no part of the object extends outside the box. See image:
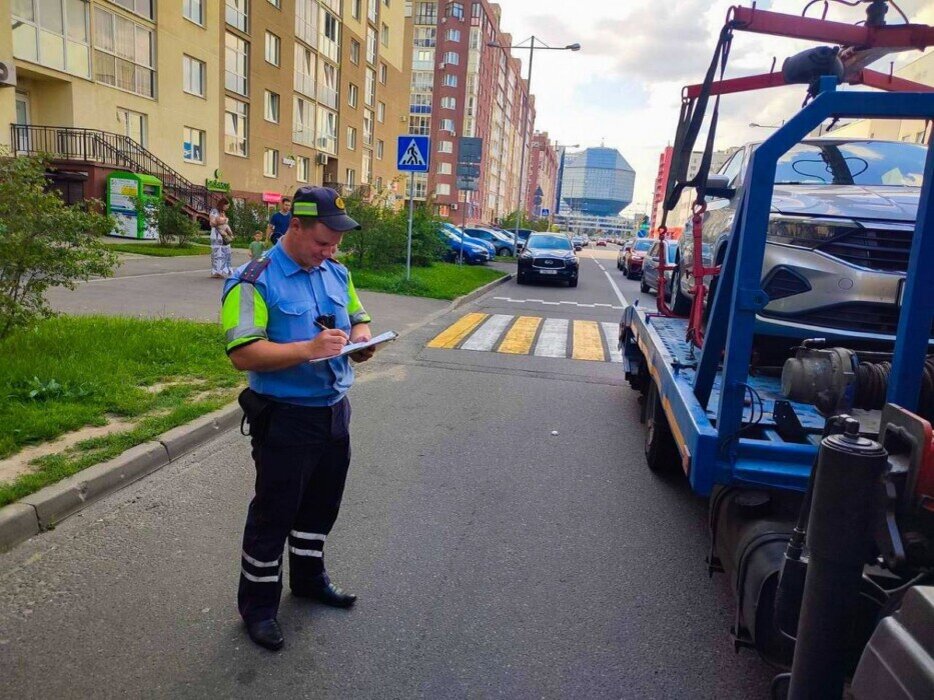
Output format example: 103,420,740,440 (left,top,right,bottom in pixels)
0,246,775,698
